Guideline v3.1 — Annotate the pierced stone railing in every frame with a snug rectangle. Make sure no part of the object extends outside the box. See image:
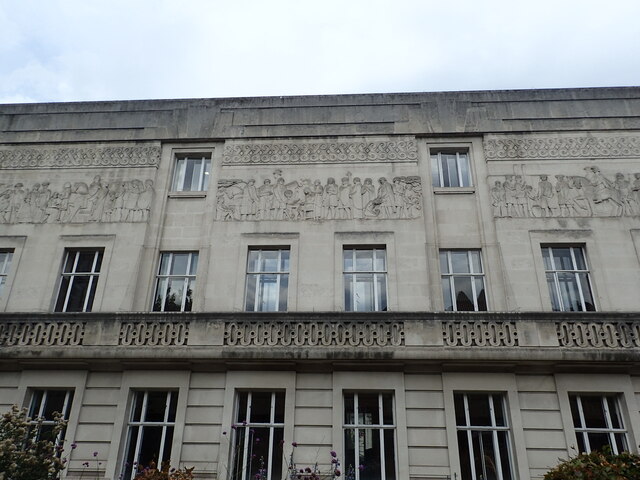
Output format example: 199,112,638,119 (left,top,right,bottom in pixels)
119,321,189,346
556,321,640,348
442,320,518,347
0,320,85,346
